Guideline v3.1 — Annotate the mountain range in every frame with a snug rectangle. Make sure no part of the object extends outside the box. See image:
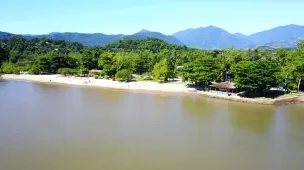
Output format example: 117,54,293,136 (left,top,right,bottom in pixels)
173,25,252,49
1,24,304,50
